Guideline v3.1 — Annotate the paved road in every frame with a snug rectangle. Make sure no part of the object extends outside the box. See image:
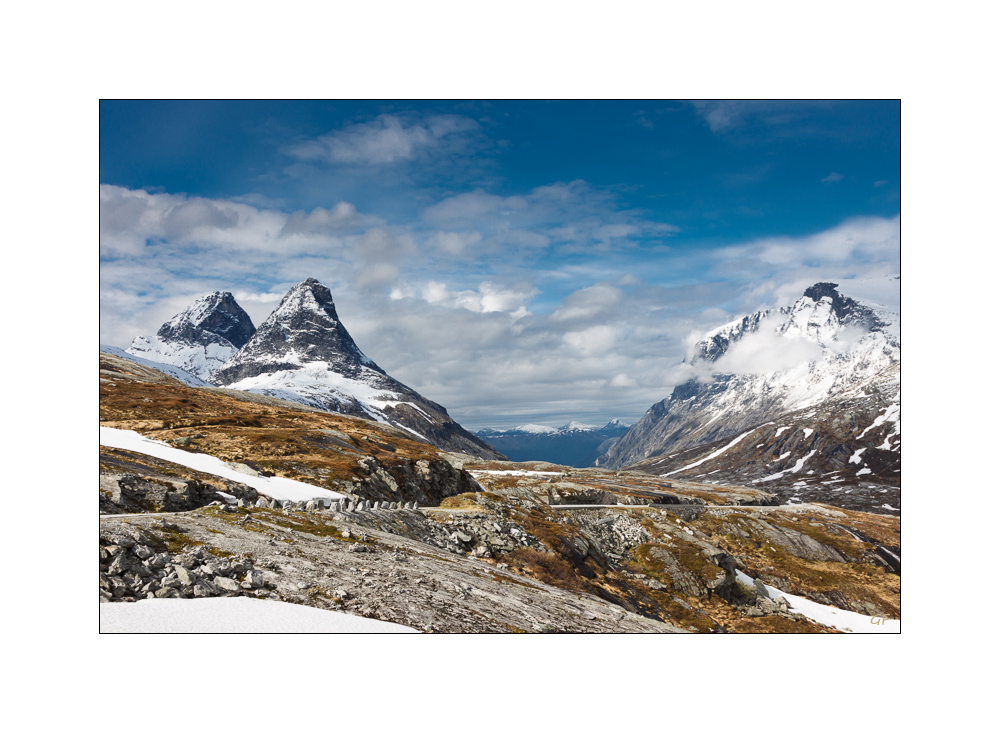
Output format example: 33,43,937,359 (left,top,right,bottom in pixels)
549,503,806,511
